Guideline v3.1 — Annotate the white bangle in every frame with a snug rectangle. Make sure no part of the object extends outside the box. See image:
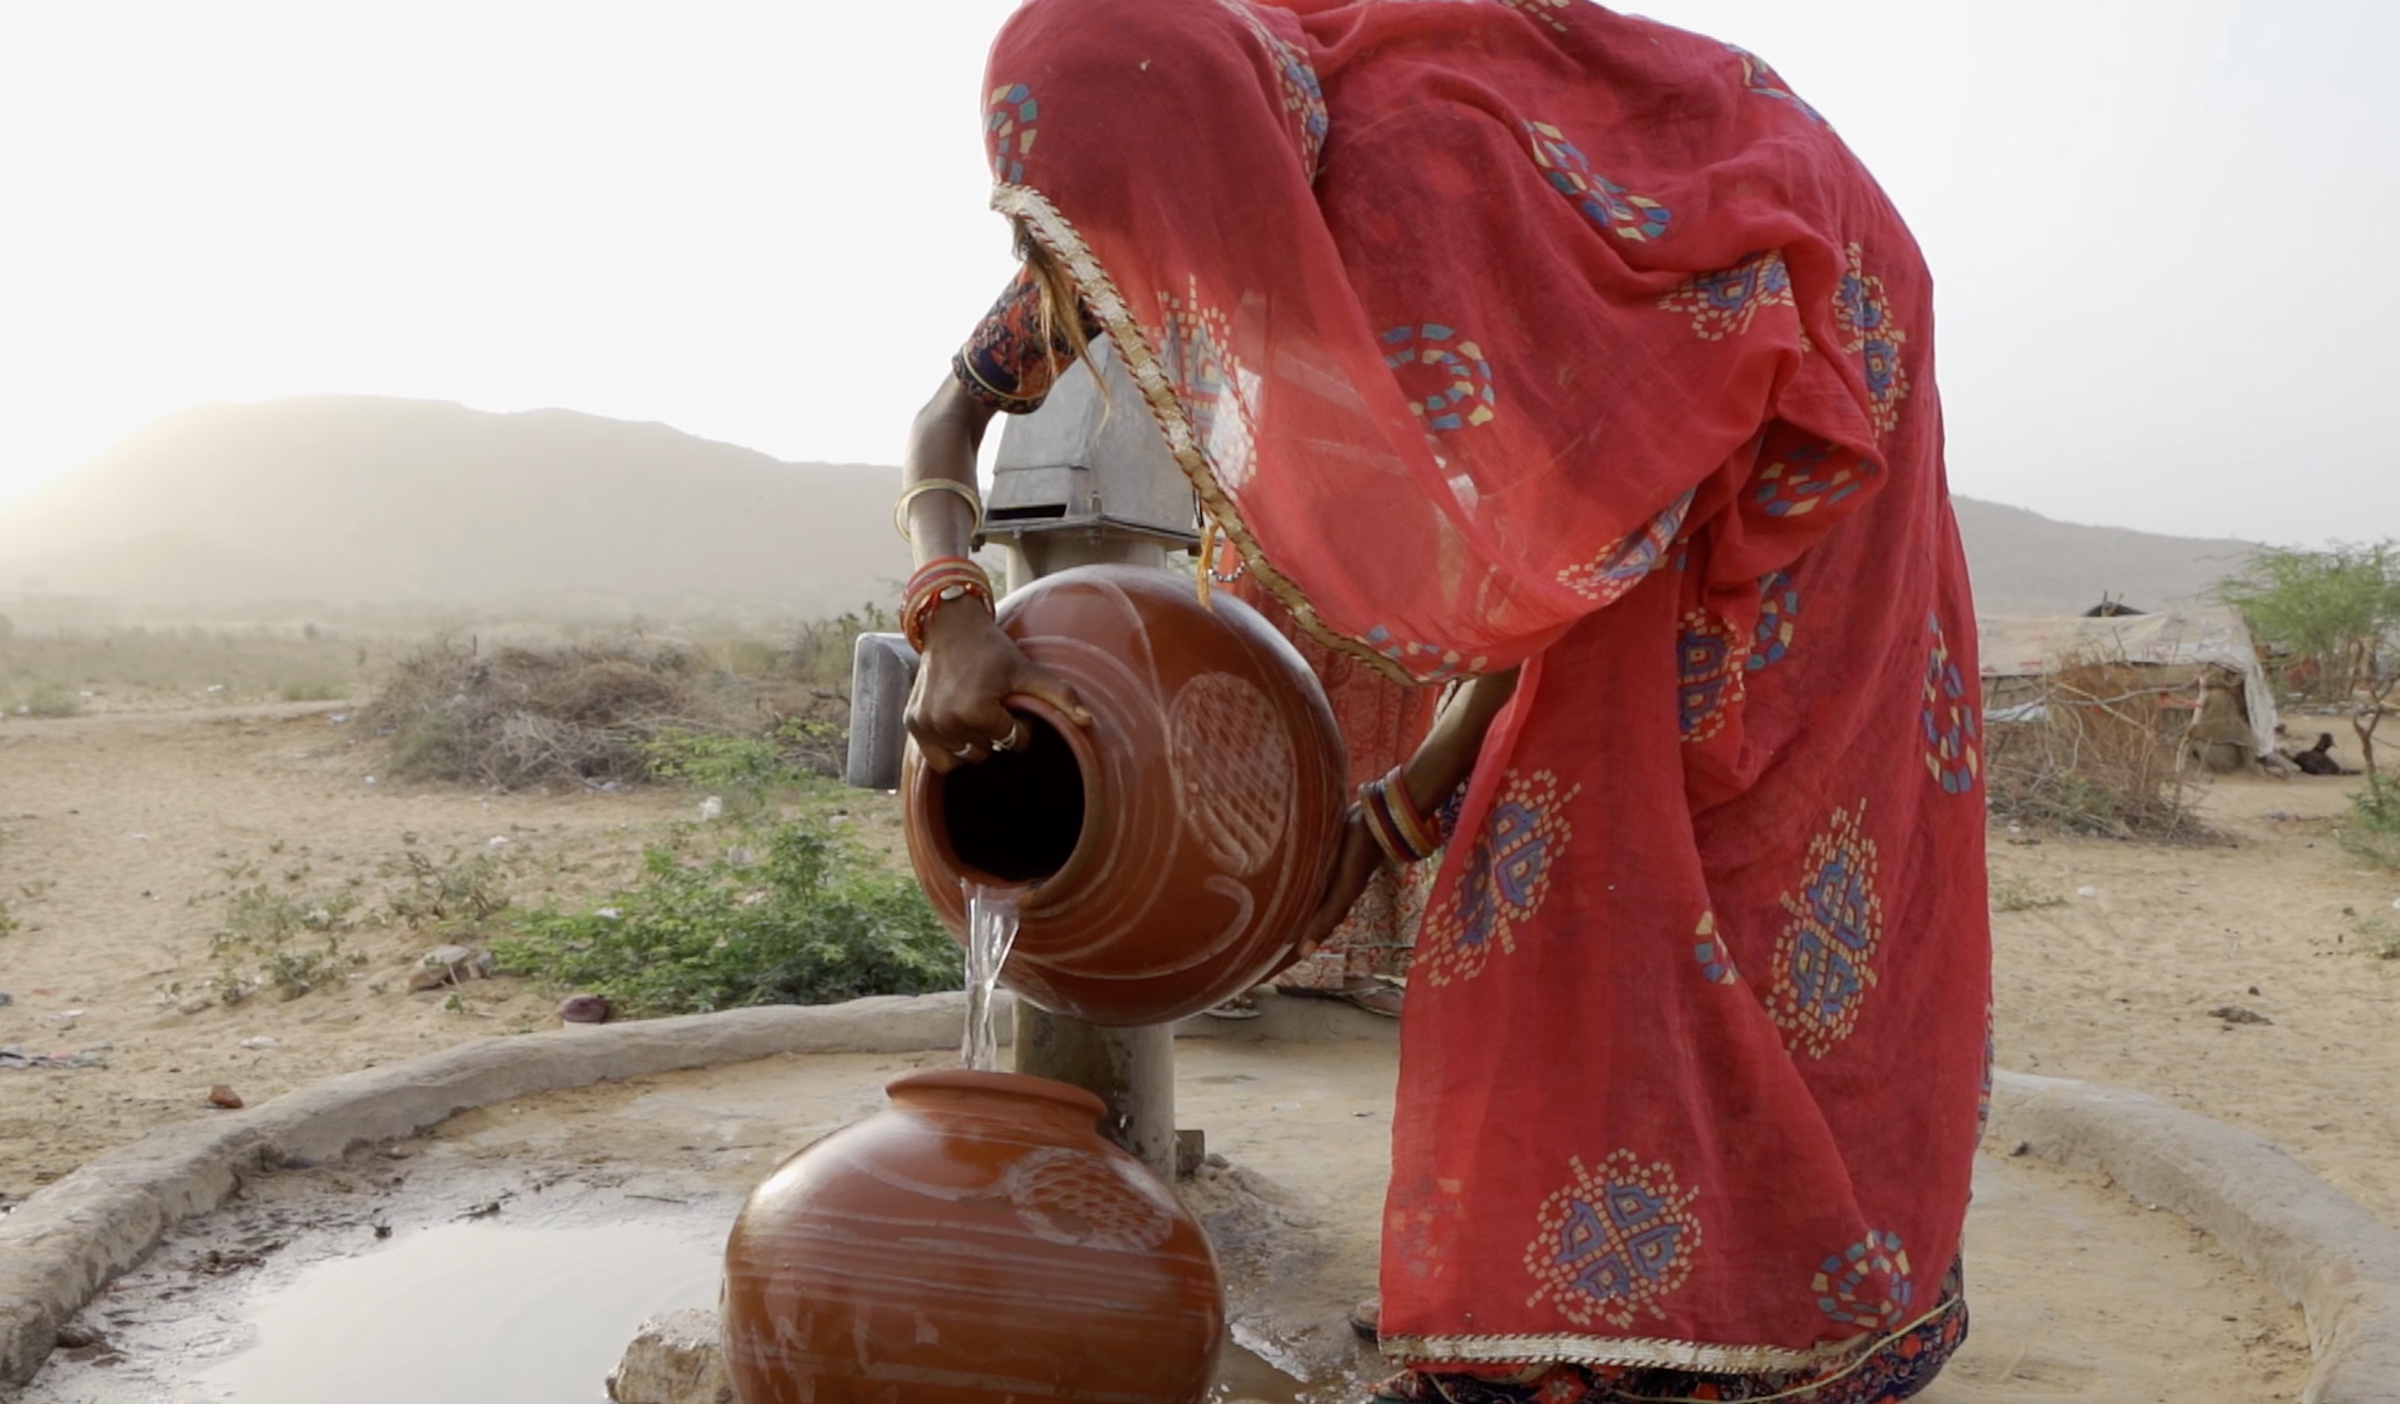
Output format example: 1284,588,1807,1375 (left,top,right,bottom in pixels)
893,479,986,541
